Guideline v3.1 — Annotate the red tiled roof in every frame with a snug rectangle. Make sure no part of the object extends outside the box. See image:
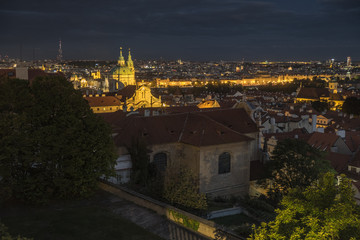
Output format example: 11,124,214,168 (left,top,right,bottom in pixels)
197,108,258,134
136,106,200,115
296,87,329,99
263,128,309,141
97,110,128,129
85,96,122,107
113,111,254,148
325,152,351,173
345,131,360,152
116,85,136,99
306,132,339,151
